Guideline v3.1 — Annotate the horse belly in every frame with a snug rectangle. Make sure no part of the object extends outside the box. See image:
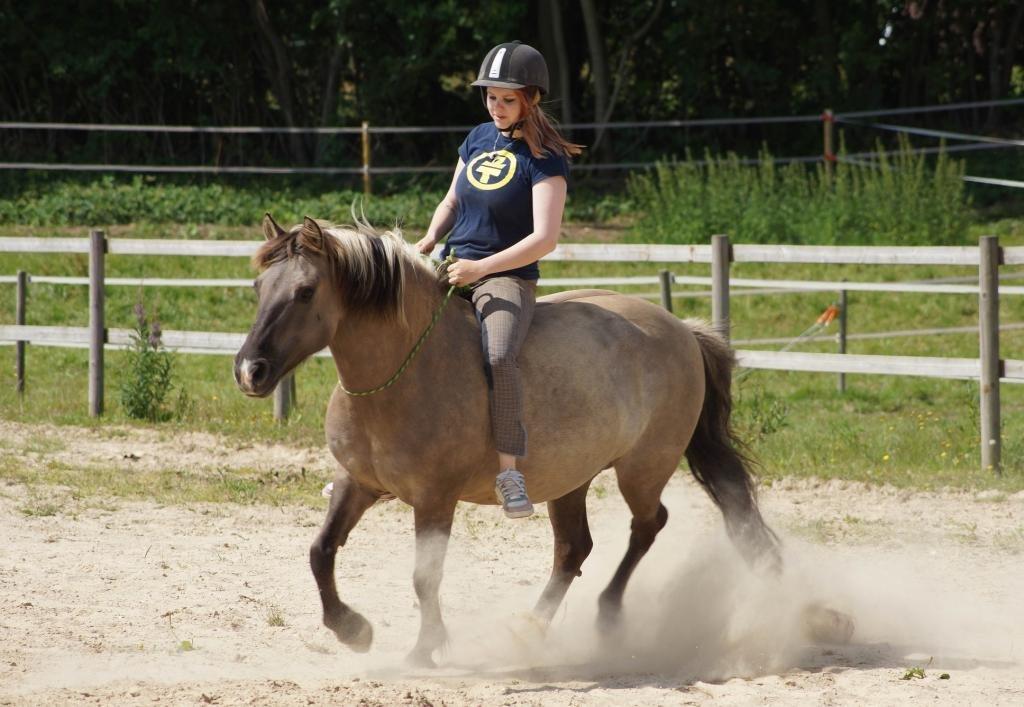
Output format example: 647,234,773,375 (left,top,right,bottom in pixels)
511,303,699,502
